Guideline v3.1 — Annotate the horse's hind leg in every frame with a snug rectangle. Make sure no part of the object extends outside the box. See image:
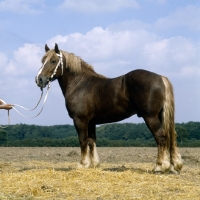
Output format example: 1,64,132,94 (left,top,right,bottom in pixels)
169,132,183,173
144,116,170,173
